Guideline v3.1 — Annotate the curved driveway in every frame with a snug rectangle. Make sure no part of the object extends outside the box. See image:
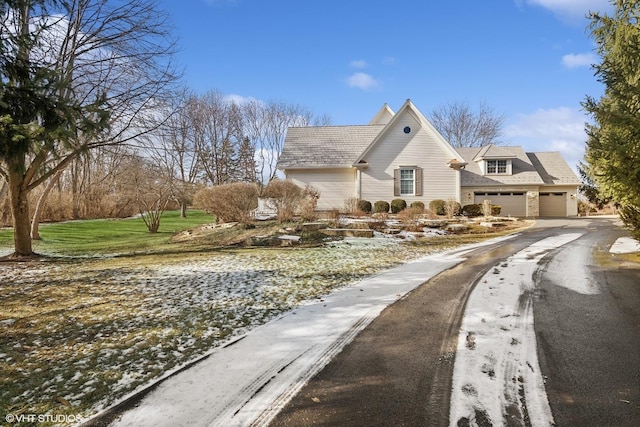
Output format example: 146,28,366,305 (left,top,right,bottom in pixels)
91,218,639,427
271,218,639,427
